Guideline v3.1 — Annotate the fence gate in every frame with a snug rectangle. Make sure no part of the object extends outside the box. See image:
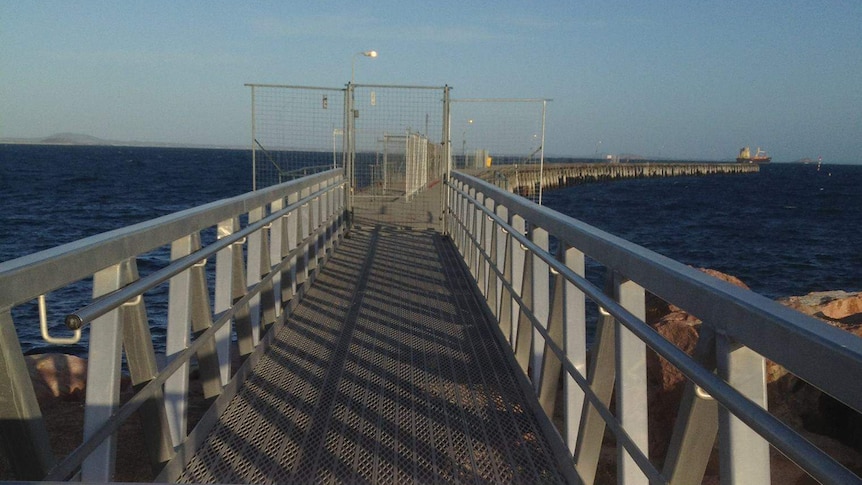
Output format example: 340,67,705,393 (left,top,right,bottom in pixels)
247,84,348,190
347,84,450,231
